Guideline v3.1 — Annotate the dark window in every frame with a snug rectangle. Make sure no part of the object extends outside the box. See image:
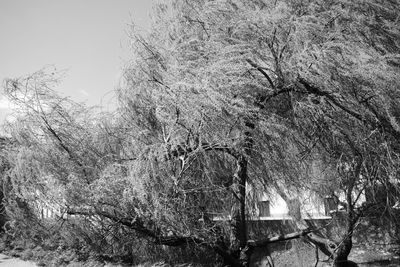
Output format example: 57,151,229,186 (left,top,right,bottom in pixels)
258,200,270,217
